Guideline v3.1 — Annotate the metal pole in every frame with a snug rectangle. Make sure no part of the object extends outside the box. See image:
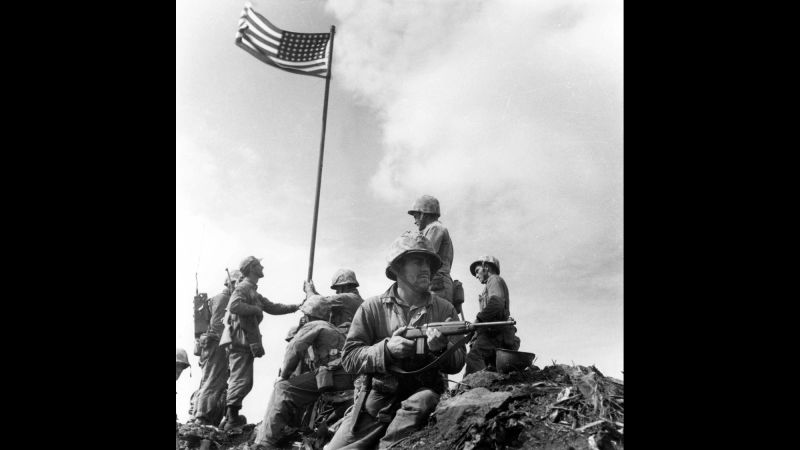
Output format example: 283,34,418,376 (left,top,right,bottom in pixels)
307,25,336,282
